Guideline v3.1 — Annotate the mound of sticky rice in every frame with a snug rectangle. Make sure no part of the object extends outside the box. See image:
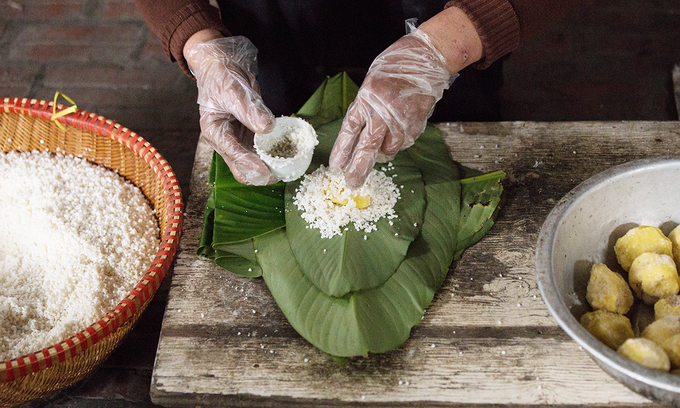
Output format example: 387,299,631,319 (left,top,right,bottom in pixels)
0,151,159,361
293,166,400,239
